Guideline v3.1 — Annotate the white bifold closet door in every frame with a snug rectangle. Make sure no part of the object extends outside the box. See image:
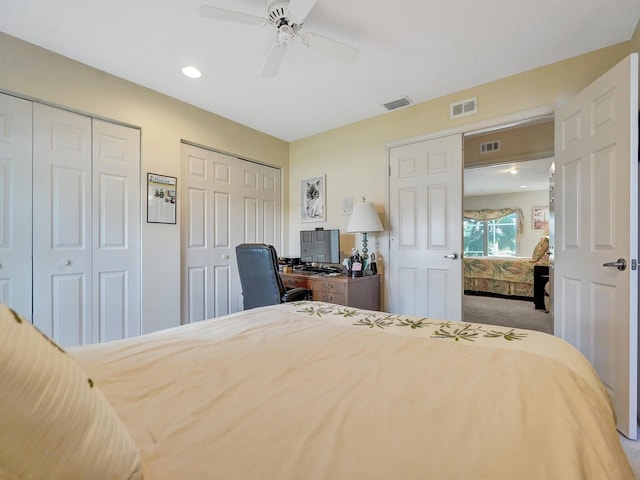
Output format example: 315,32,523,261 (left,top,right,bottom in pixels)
181,143,281,323
31,103,141,346
0,94,32,318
